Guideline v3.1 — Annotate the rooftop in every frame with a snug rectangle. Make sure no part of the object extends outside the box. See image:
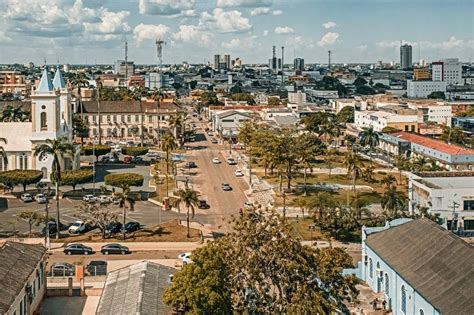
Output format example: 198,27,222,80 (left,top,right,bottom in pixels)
81,100,181,114
96,261,176,315
0,242,46,313
366,218,474,315
391,131,474,155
